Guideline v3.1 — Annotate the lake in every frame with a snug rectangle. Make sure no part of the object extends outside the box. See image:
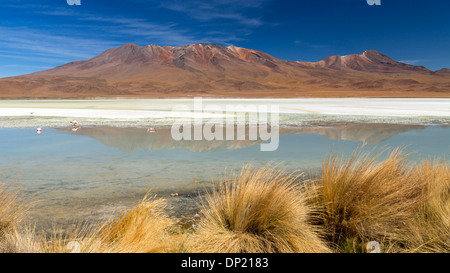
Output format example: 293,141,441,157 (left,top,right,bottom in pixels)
0,123,448,230
0,98,449,230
